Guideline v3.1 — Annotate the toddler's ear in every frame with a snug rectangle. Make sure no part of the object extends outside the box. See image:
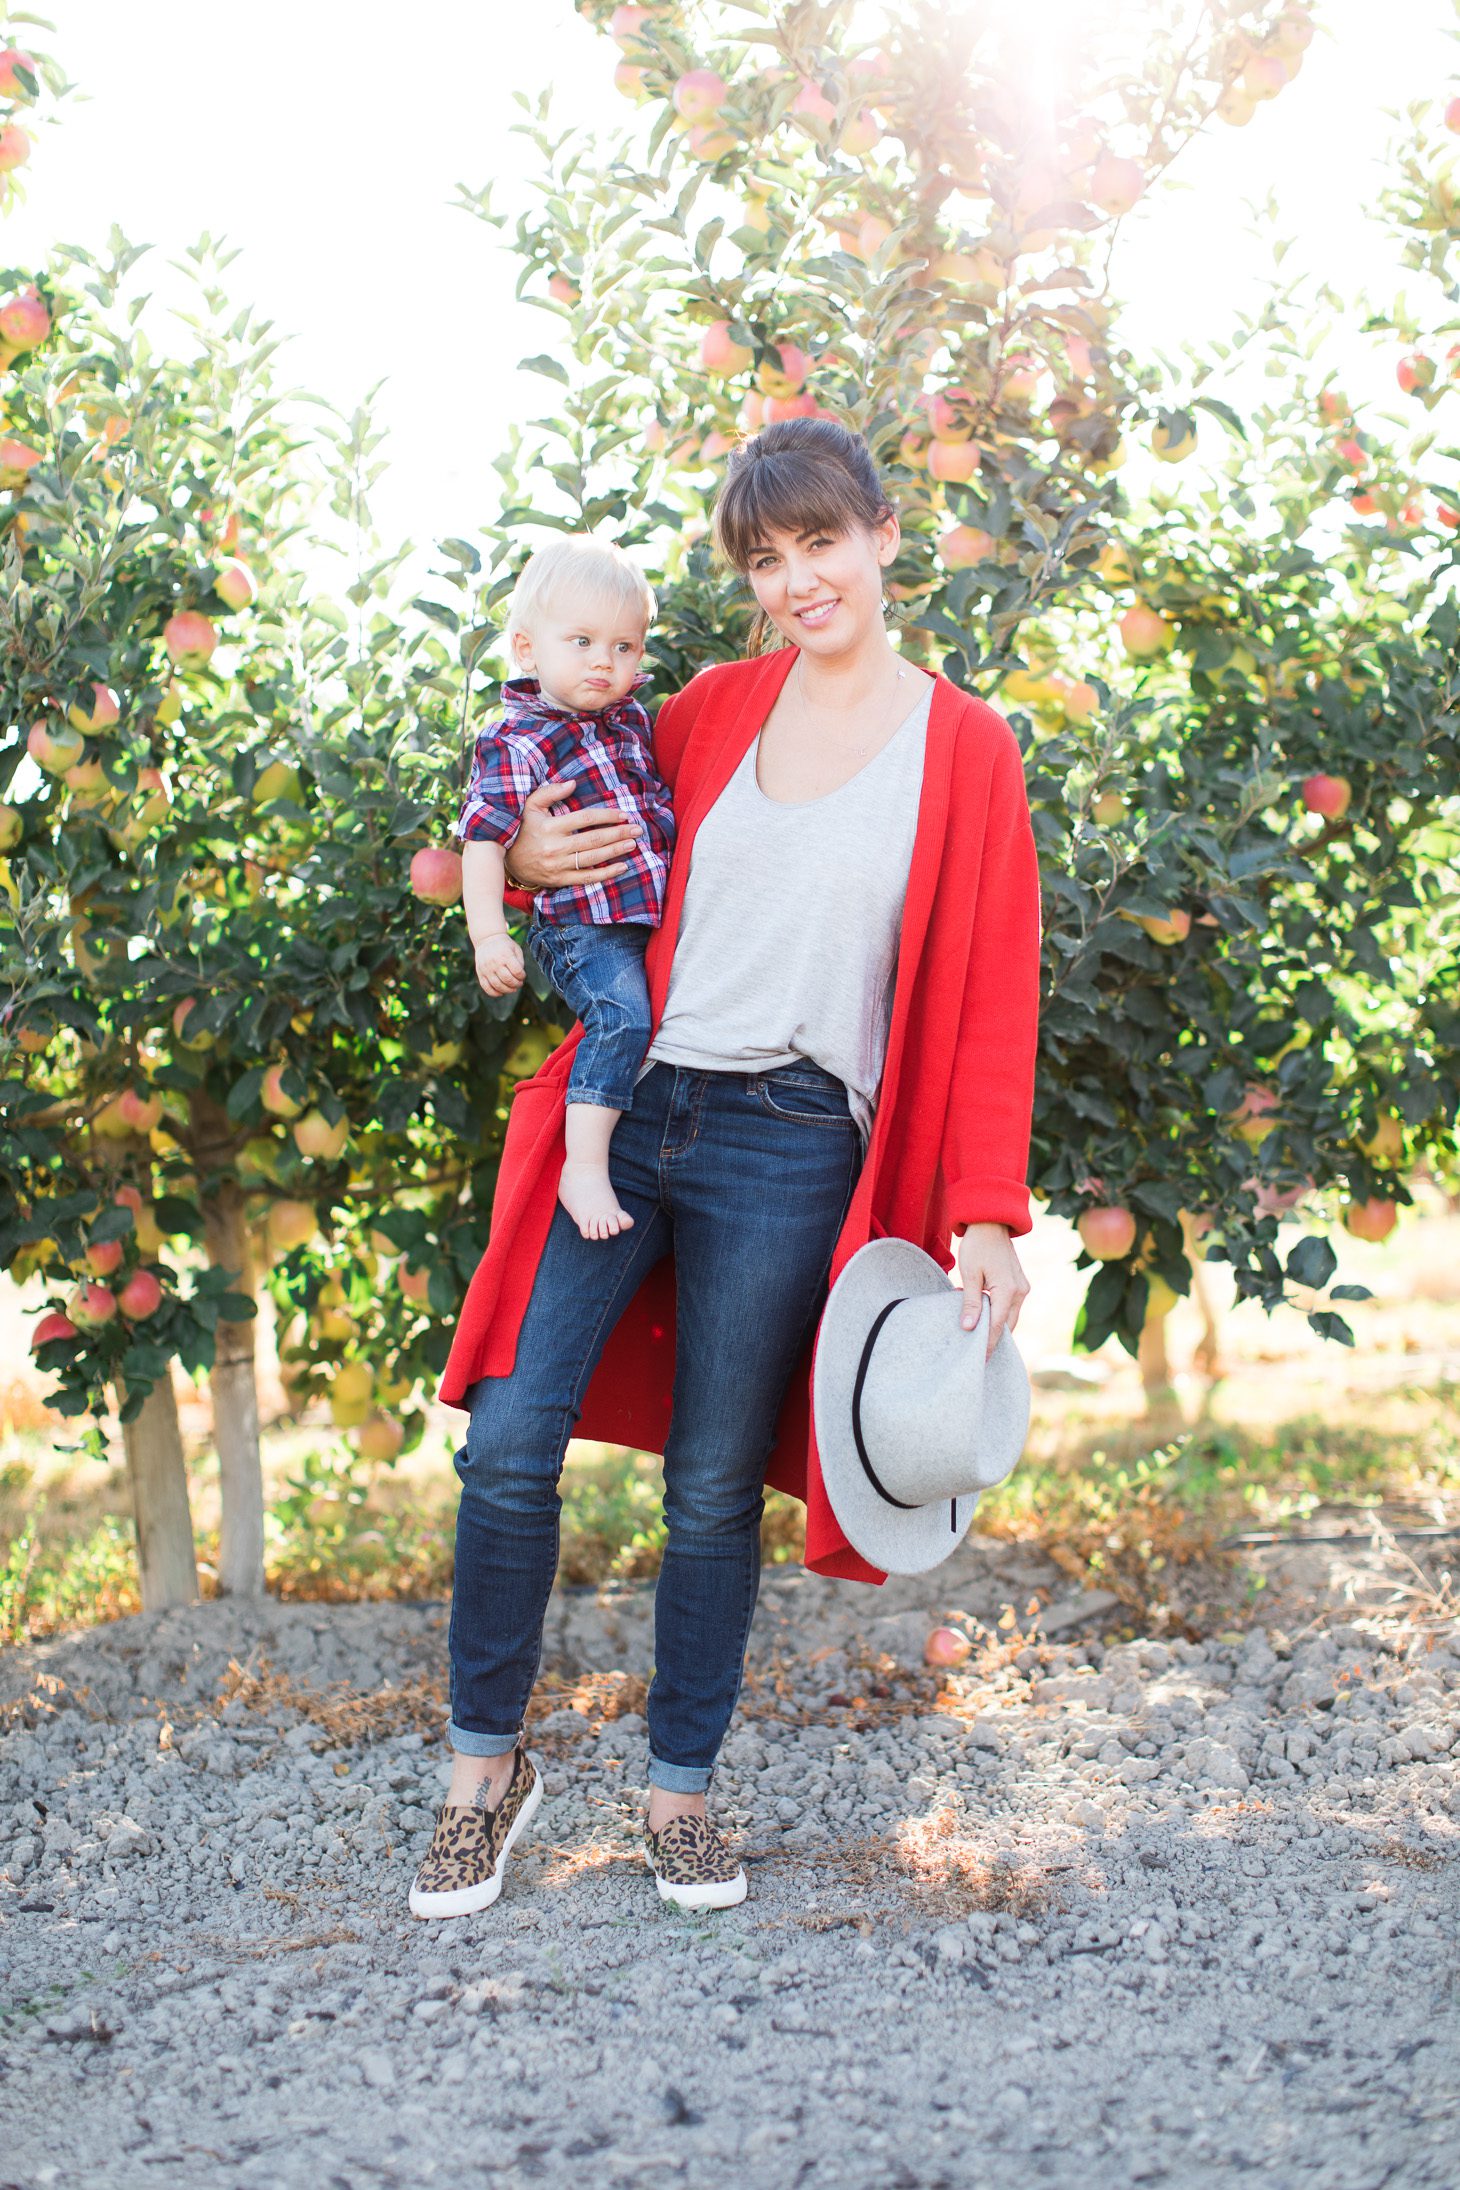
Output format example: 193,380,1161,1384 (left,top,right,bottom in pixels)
509,629,535,674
